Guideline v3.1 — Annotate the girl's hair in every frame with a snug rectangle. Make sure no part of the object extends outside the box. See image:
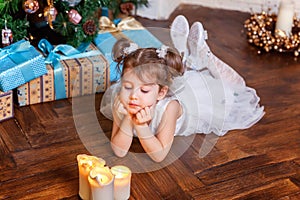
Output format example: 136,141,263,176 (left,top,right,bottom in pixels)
112,38,183,87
